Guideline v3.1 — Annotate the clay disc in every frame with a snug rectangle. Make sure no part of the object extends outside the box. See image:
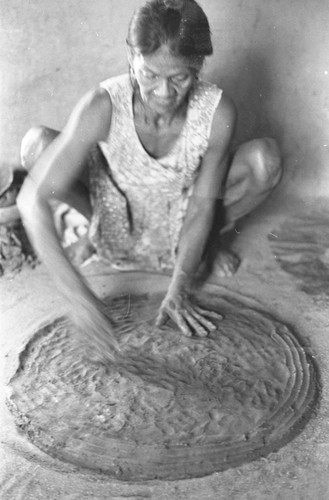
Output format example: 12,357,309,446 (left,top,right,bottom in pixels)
7,286,318,480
